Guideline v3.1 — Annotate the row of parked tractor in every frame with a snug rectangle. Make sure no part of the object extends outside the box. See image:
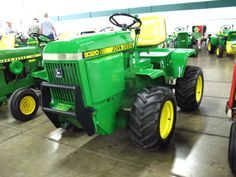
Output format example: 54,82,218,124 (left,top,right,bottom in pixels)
165,24,236,58
165,23,236,174
0,13,236,174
